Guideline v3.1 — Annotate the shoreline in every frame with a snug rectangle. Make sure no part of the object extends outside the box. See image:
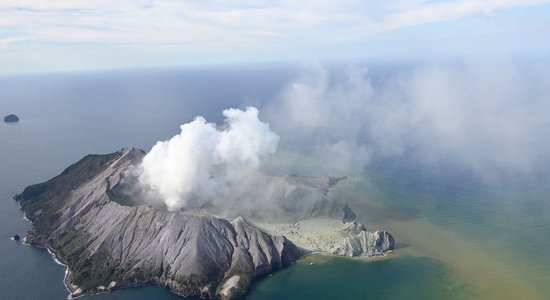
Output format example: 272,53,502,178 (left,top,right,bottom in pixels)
17,198,109,300
23,239,80,299
16,191,392,299
27,238,147,299
18,199,75,298
21,219,393,300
